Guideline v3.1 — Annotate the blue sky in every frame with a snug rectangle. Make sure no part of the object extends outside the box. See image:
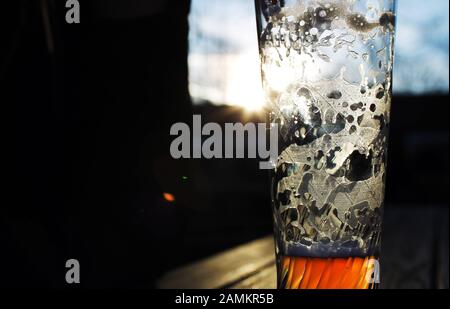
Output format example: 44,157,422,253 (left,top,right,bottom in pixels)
394,0,449,93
